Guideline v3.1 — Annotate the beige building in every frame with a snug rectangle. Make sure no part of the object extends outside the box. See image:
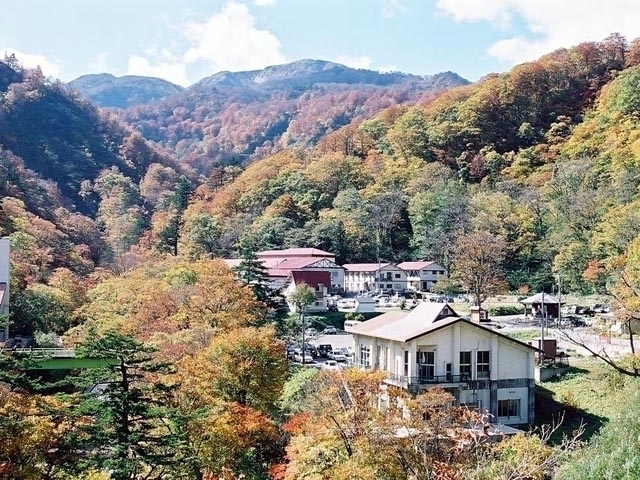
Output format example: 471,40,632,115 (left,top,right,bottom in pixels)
346,302,537,427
